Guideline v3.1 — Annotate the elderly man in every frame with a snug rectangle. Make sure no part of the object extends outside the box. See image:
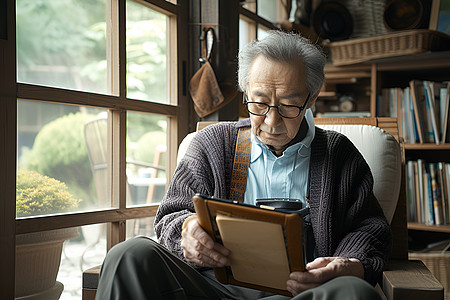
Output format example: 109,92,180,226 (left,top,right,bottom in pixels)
96,31,391,300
